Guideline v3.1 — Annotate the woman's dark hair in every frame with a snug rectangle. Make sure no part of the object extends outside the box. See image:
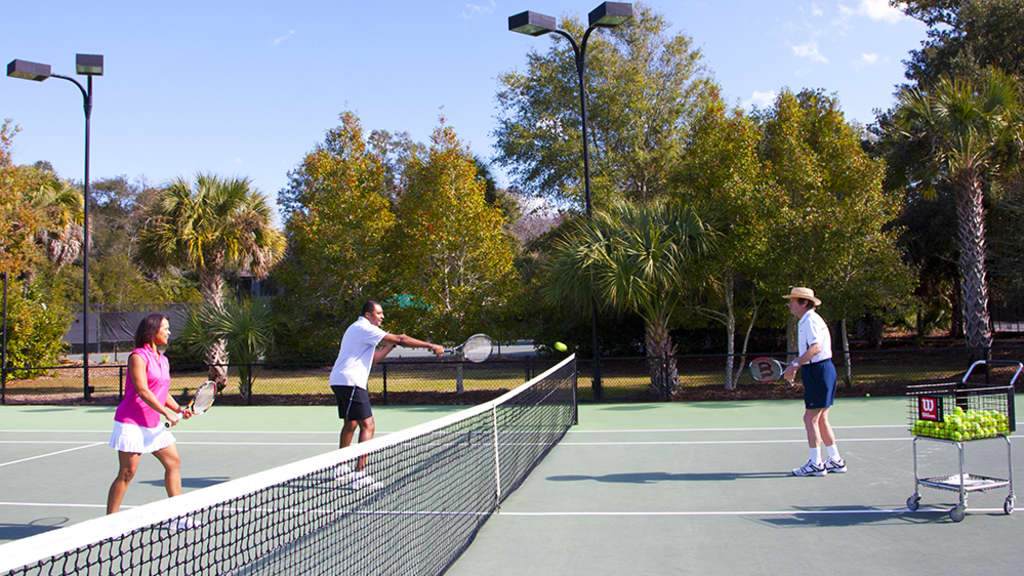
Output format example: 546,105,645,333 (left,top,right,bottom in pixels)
135,314,167,347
